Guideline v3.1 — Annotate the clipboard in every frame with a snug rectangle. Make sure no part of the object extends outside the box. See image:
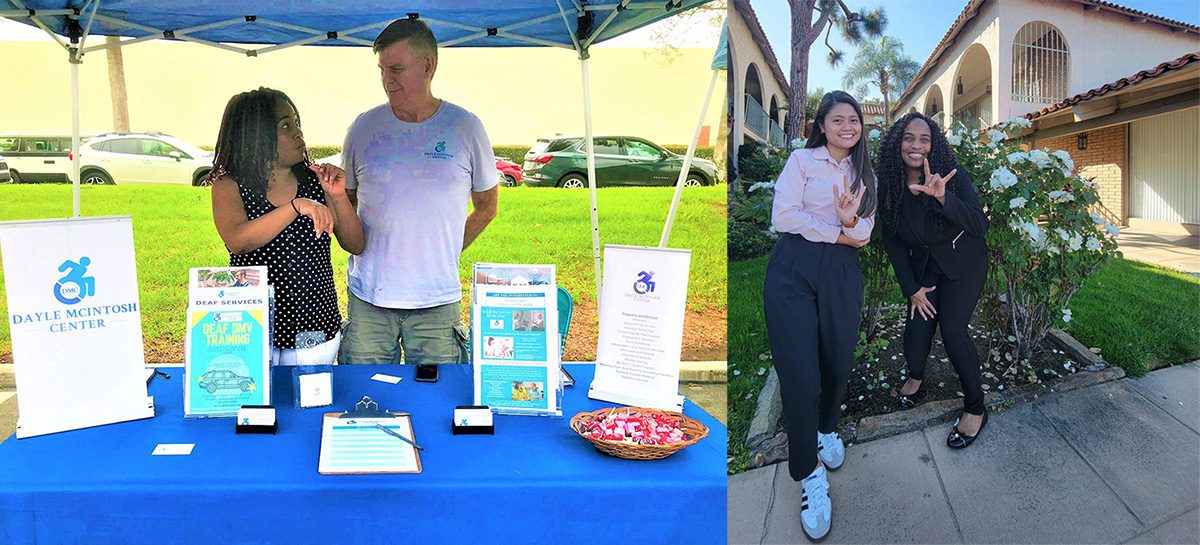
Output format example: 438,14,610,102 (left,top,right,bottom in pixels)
318,396,423,475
